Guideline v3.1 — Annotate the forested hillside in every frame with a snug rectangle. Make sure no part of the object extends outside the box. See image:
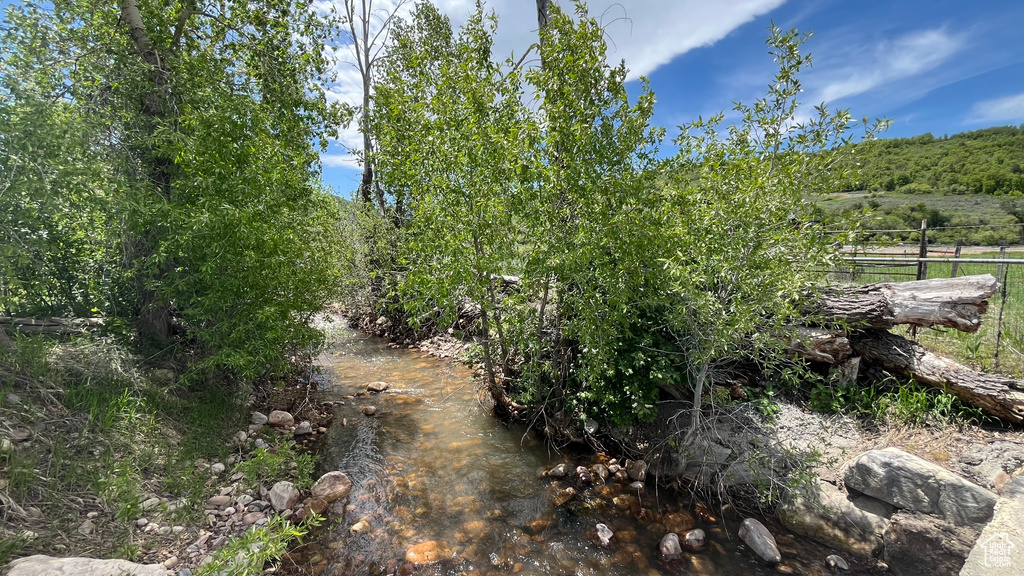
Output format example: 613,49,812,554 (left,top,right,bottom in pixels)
843,126,1024,196
819,126,1024,245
